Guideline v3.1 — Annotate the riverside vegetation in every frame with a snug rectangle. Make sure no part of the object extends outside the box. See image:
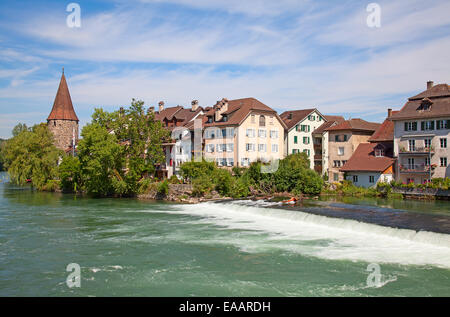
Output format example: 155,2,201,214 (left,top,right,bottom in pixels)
1,100,323,200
